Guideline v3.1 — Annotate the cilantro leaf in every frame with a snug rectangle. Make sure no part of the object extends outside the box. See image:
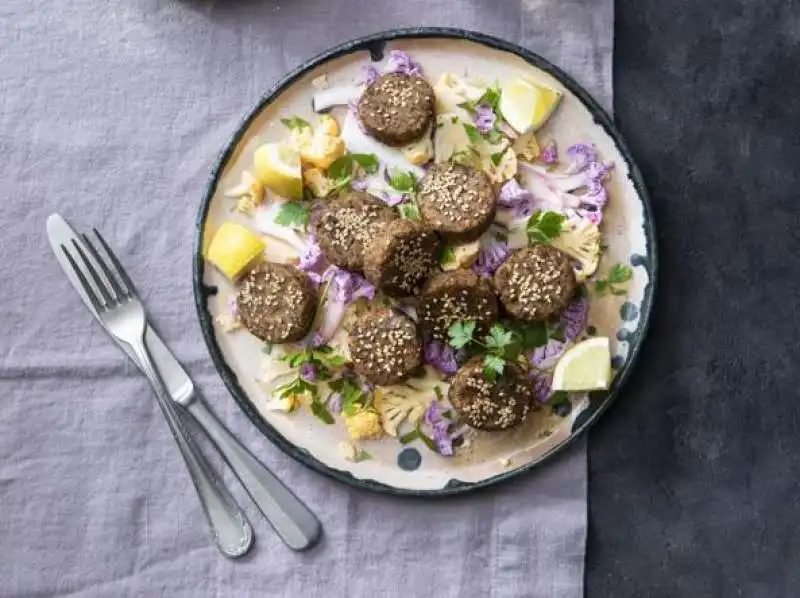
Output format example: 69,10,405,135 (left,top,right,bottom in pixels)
484,324,515,353
280,116,311,131
448,320,476,349
594,280,609,296
607,263,633,284
490,151,504,166
274,201,310,229
398,201,421,221
440,246,456,266
463,123,482,143
483,354,505,381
